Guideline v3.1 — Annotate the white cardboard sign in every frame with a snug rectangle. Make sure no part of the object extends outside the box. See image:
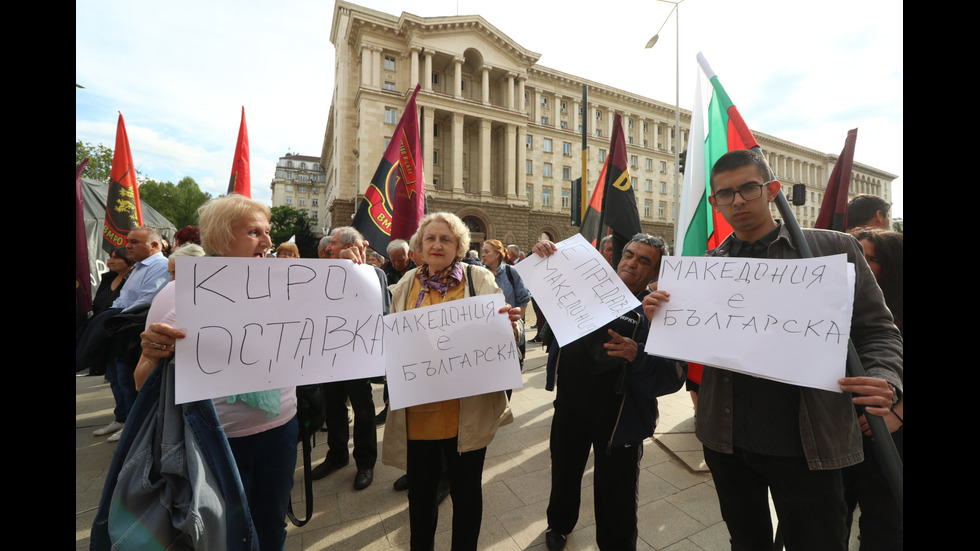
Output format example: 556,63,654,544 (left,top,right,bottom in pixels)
644,254,854,392
514,233,641,347
174,257,386,403
383,294,522,410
